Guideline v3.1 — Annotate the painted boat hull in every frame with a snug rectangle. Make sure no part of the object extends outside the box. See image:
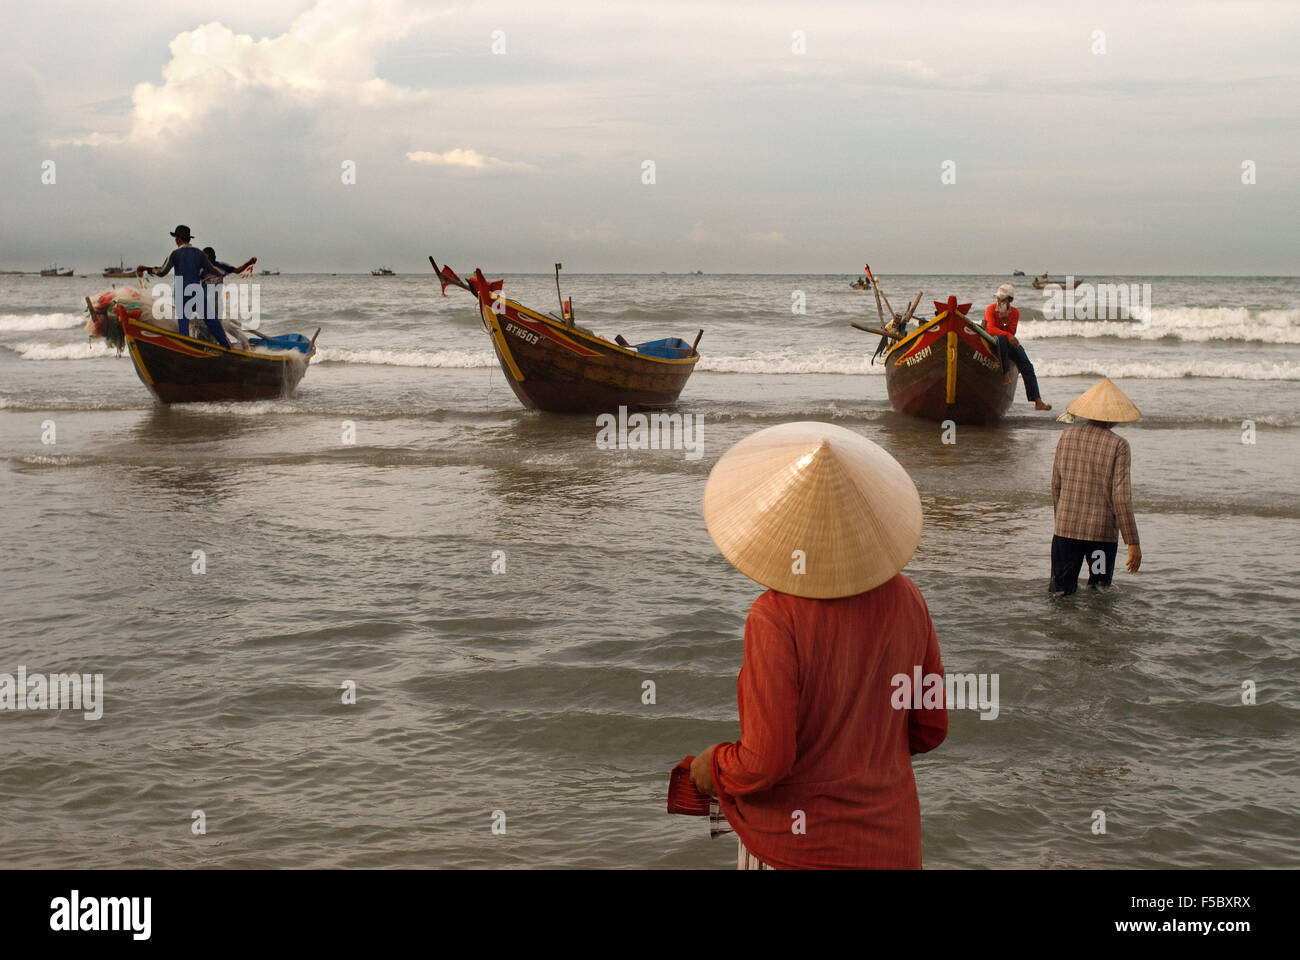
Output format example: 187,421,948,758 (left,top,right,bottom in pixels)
884,296,1017,425
470,277,698,414
120,315,313,404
